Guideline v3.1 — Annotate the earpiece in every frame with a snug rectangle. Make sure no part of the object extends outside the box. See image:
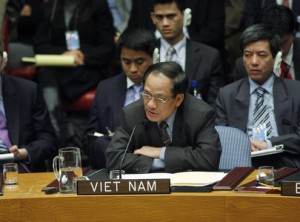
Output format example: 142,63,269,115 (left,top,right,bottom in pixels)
1,51,8,70
273,51,282,70
152,47,160,64
183,8,192,27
